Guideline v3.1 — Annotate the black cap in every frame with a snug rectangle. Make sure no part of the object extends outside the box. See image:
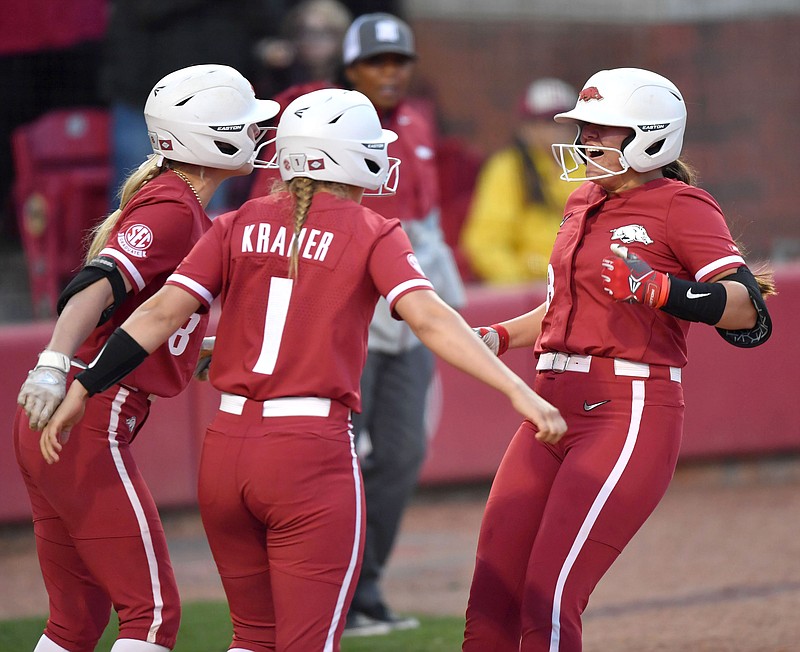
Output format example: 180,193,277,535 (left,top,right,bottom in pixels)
343,13,416,65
